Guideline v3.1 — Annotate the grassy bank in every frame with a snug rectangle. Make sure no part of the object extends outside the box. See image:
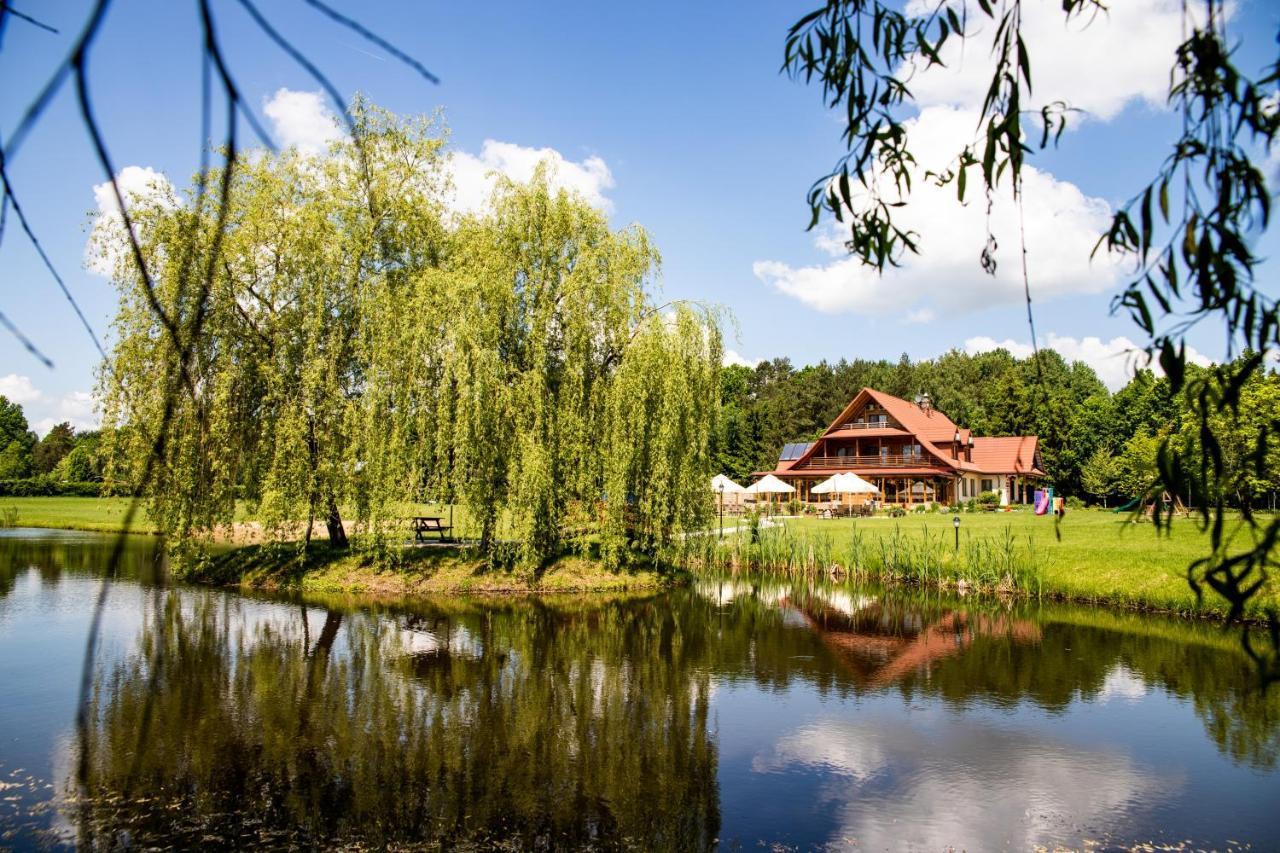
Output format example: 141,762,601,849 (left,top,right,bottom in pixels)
191,542,669,597
687,508,1278,619
0,496,161,534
